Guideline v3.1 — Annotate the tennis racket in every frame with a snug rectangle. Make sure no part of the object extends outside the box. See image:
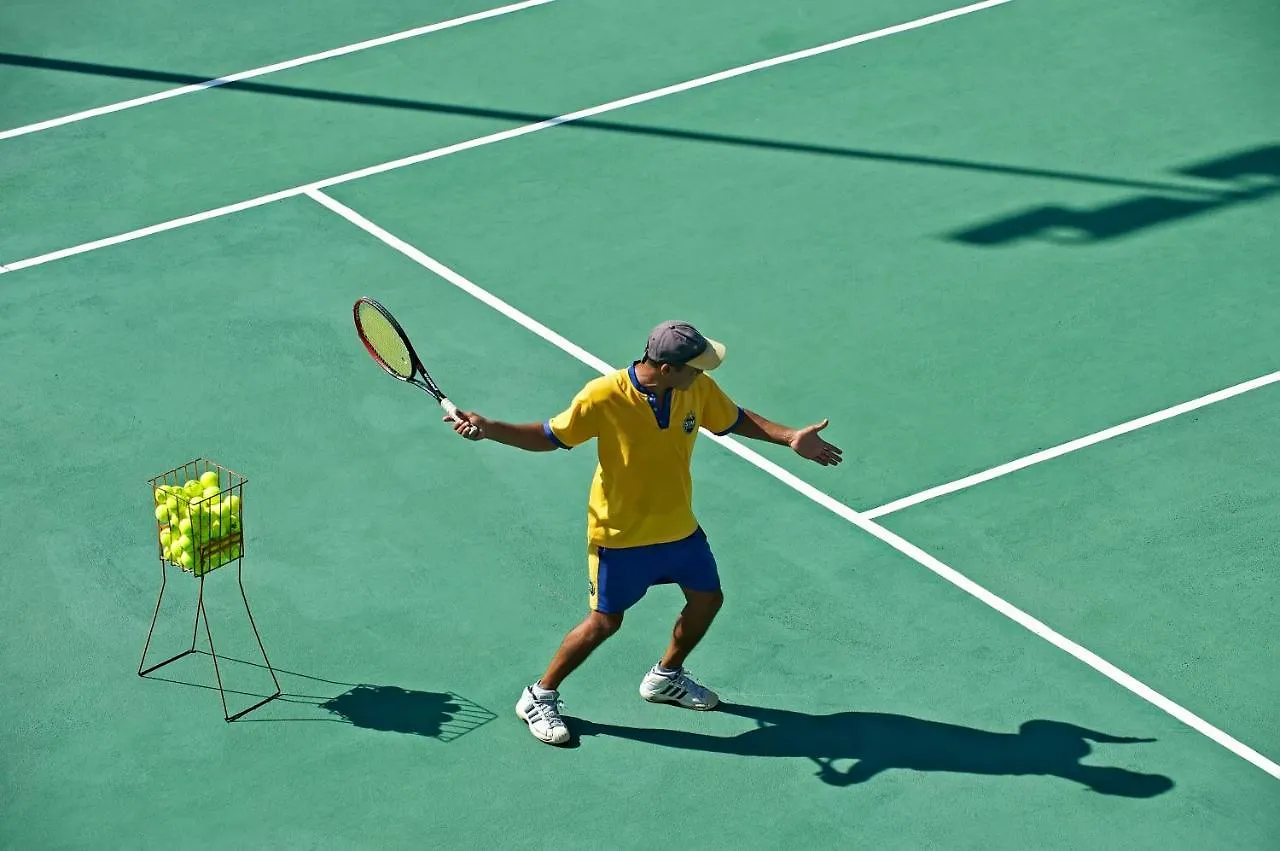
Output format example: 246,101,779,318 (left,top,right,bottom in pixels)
352,296,478,437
